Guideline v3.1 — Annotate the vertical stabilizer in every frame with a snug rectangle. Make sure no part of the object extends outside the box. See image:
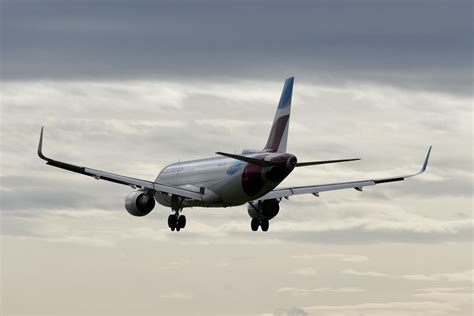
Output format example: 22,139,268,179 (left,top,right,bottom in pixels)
263,77,294,153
